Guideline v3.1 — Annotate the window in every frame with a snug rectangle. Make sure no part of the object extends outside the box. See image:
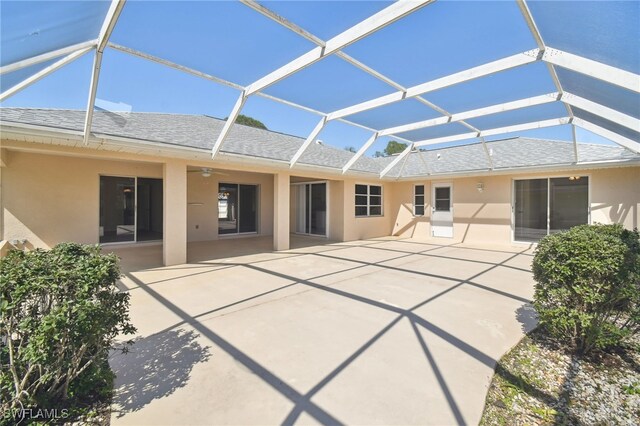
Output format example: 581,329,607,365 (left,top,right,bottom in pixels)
514,176,589,242
414,185,425,216
434,187,451,212
355,184,383,217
